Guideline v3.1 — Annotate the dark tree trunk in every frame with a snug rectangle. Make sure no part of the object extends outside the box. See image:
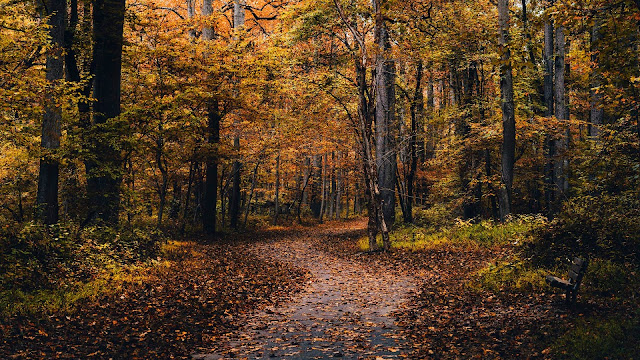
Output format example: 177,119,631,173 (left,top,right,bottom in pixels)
229,137,241,229
180,159,195,235
243,161,260,227
201,0,220,235
498,0,516,221
86,0,125,225
297,160,311,224
543,2,556,215
405,60,423,224
374,0,397,227
37,0,66,224
309,154,322,217
203,103,220,235
273,154,280,225
554,24,569,200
